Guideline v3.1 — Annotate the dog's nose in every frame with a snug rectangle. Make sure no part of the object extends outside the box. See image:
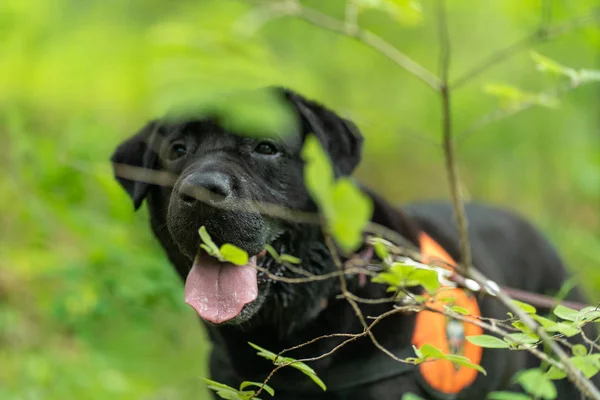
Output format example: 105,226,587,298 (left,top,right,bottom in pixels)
178,173,232,204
